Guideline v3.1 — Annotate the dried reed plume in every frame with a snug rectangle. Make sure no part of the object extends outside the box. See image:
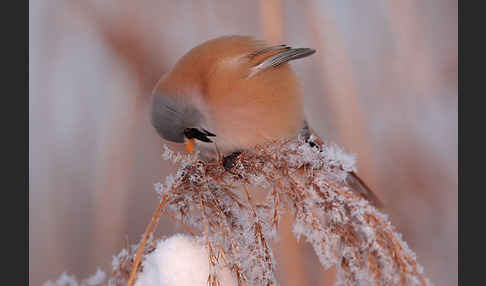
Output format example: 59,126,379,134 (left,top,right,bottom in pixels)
111,134,432,286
